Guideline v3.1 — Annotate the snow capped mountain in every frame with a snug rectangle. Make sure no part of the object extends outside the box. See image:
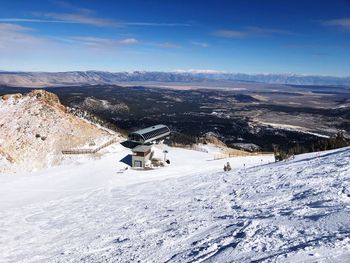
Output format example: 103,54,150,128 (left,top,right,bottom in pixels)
174,69,227,74
1,140,350,261
0,70,349,87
